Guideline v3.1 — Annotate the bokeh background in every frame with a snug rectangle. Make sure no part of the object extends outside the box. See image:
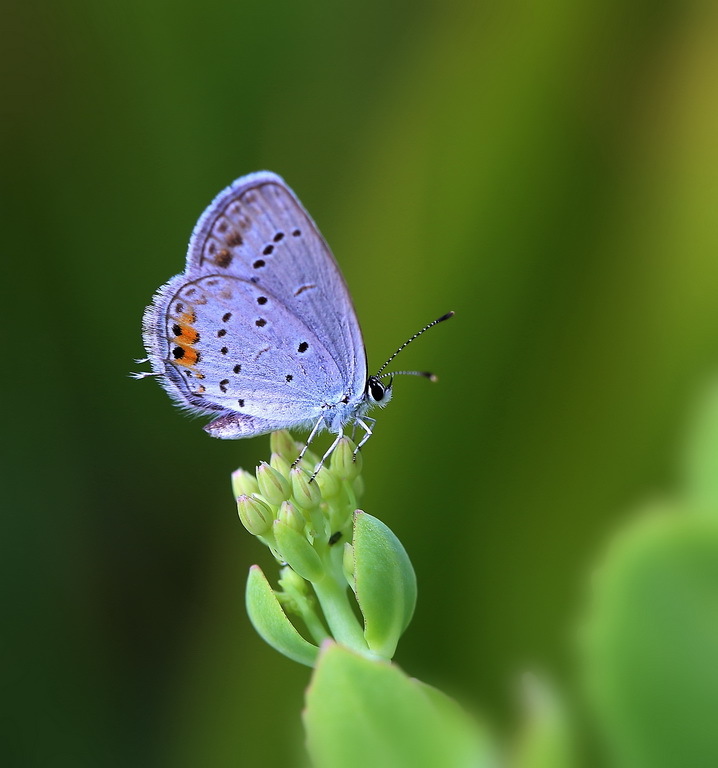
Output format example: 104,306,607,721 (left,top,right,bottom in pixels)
4,0,718,765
